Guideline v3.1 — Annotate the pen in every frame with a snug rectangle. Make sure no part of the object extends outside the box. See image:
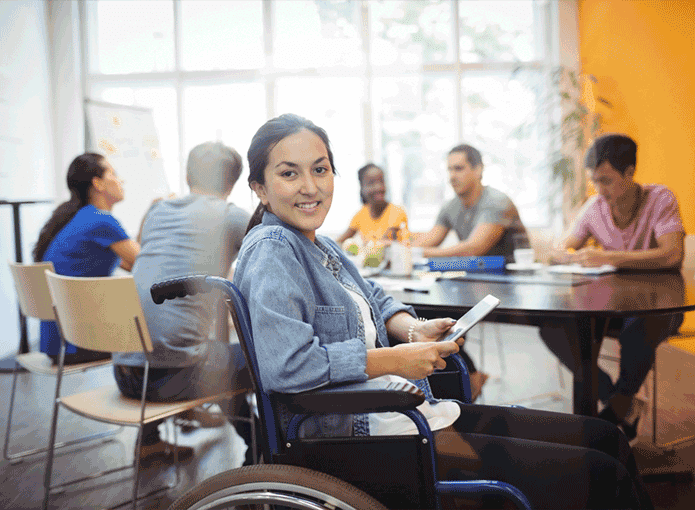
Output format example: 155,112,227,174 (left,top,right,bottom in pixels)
404,287,430,294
